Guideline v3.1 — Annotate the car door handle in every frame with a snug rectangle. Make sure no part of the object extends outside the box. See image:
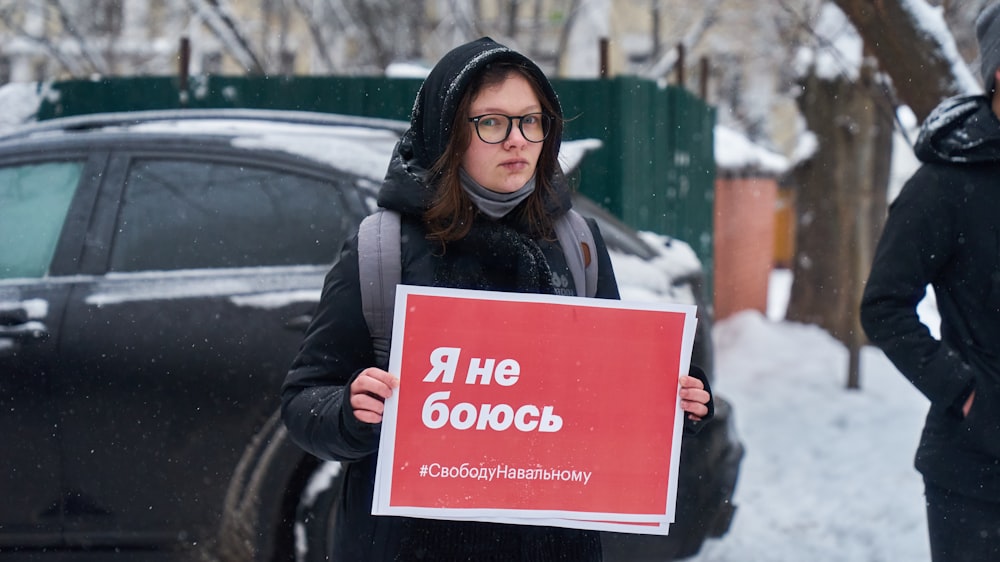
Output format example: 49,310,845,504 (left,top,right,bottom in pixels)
0,321,49,341
284,314,313,332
